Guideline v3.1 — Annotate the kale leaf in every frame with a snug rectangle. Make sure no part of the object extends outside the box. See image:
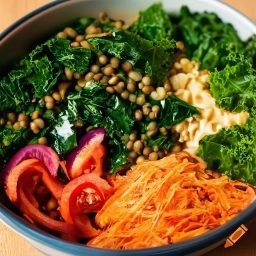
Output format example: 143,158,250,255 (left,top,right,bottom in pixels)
0,37,97,112
46,38,96,73
68,81,135,137
67,81,135,173
108,137,128,174
158,95,200,127
0,43,61,111
174,6,244,70
147,133,174,151
0,126,35,165
87,30,176,86
209,56,256,112
198,111,256,185
129,3,174,41
243,35,256,69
